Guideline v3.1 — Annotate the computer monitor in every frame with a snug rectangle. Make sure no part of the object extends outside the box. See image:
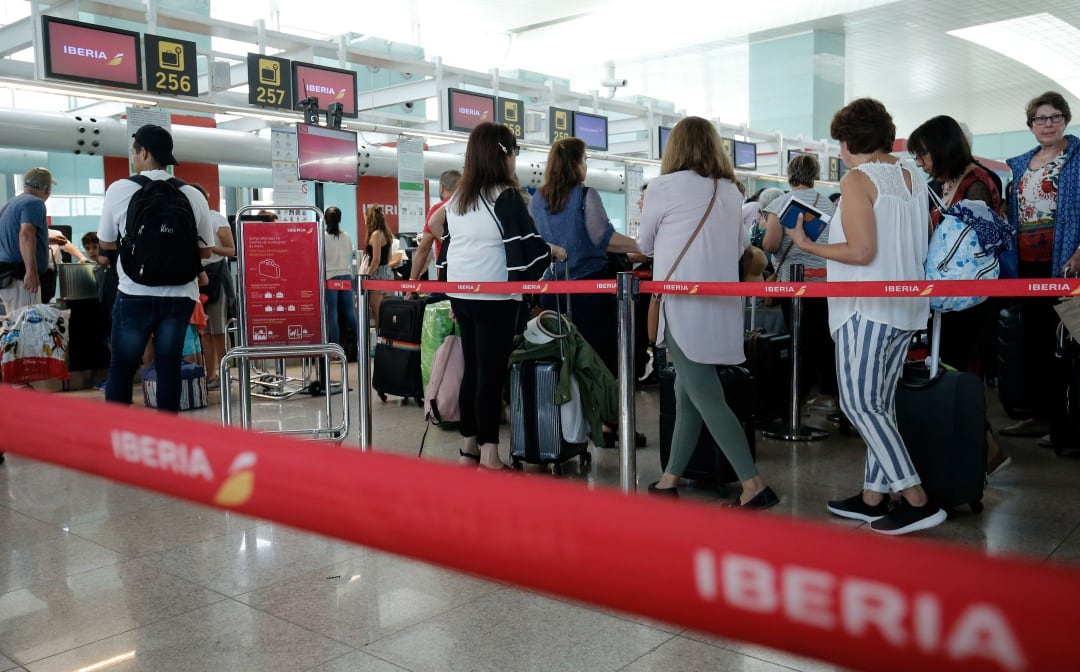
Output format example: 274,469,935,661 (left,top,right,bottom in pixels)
447,88,496,133
659,126,673,158
573,111,609,152
296,123,358,185
733,140,757,171
292,62,358,118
